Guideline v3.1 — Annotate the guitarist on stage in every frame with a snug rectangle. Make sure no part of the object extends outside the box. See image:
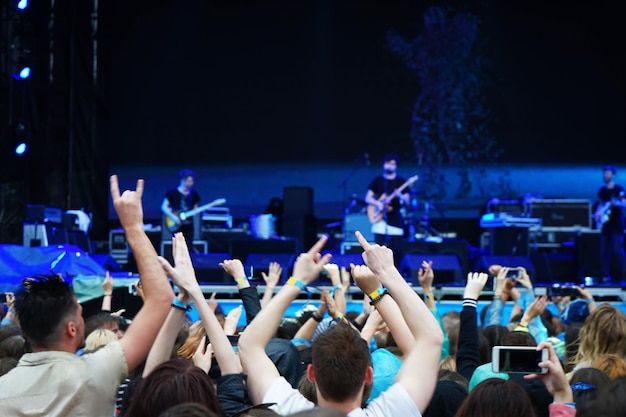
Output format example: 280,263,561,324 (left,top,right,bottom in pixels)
364,153,415,266
161,169,201,242
594,165,626,284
